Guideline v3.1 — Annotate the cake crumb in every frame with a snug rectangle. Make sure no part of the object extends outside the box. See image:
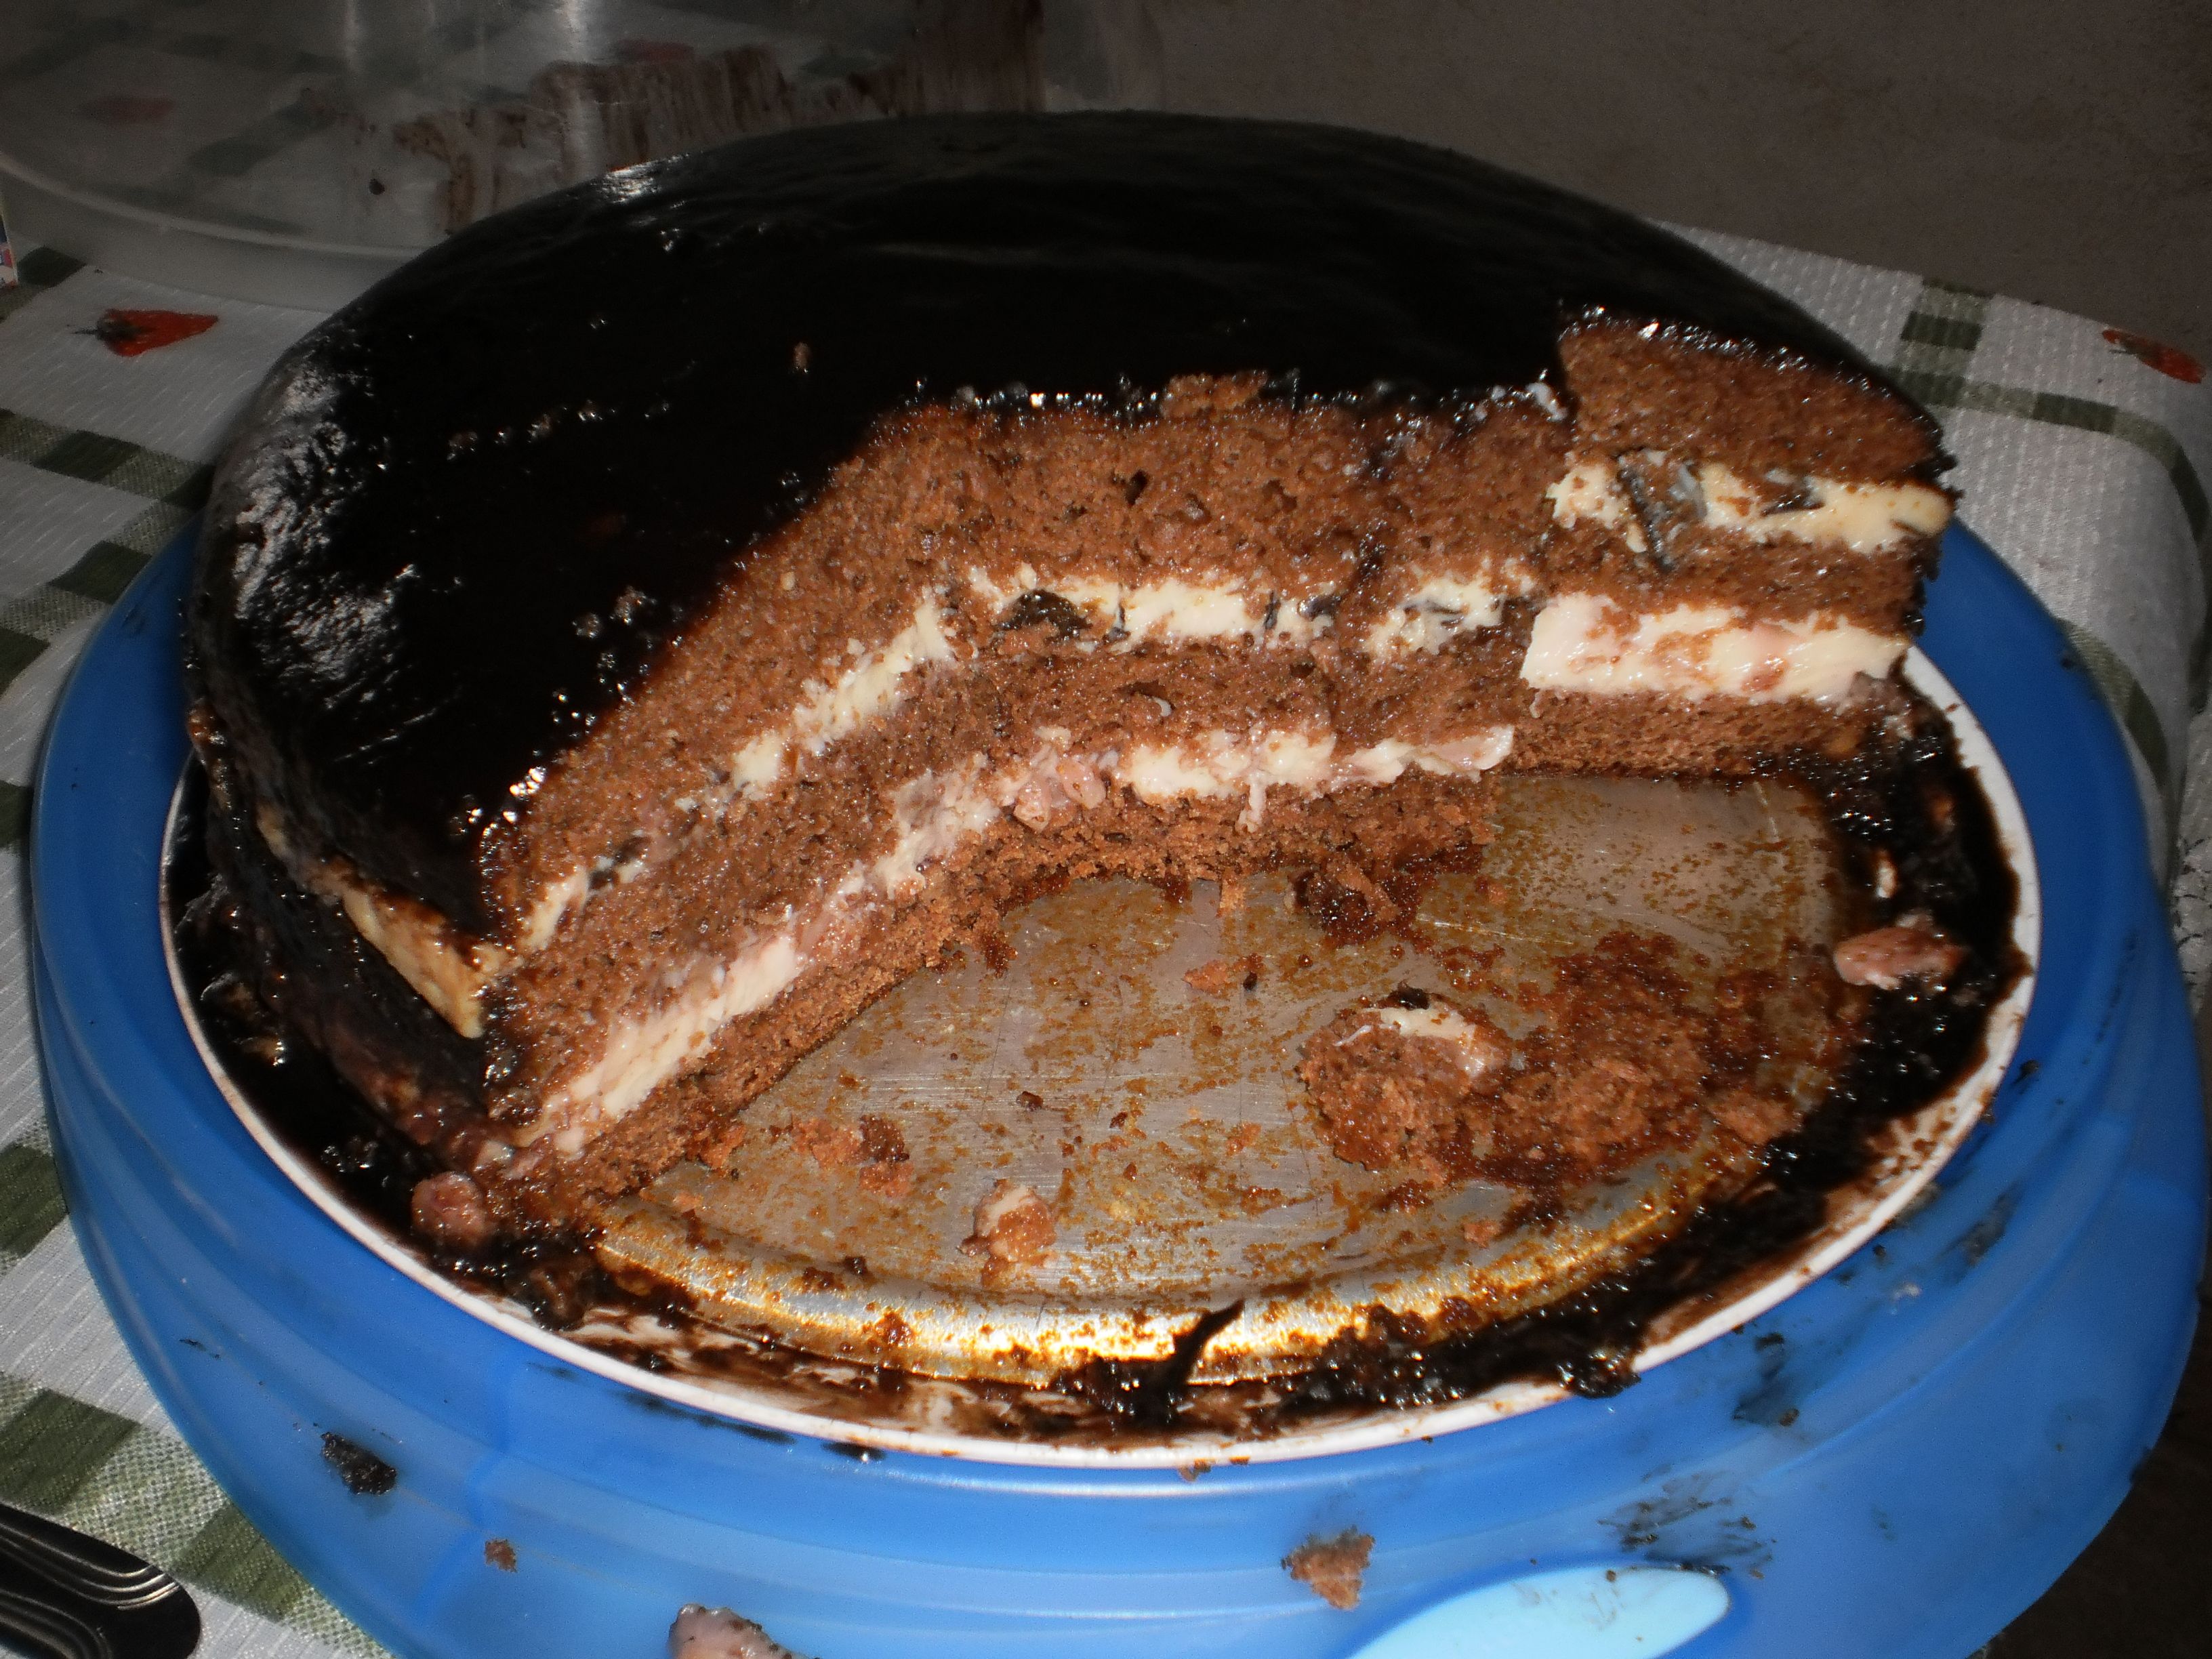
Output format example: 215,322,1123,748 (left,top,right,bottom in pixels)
1185,954,1261,996
697,1119,748,1167
1832,919,1965,989
961,1179,1055,1274
1460,1212,1506,1248
787,1114,913,1198
853,1115,914,1198
411,1172,495,1252
1218,875,1249,916
1224,1122,1262,1156
483,1538,517,1571
1708,1086,1798,1148
786,1116,861,1166
1284,1529,1374,1609
668,1605,806,1658
321,1433,397,1497
1296,993,1510,1188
